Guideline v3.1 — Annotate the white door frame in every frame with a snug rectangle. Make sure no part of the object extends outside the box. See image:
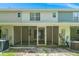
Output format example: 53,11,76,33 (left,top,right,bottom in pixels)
37,26,47,46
